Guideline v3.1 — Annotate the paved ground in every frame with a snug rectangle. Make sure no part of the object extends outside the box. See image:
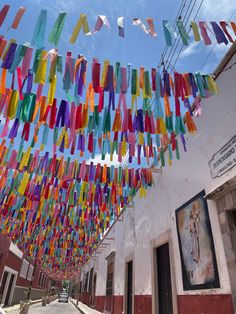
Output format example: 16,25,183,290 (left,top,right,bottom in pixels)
8,300,81,314
70,299,102,314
